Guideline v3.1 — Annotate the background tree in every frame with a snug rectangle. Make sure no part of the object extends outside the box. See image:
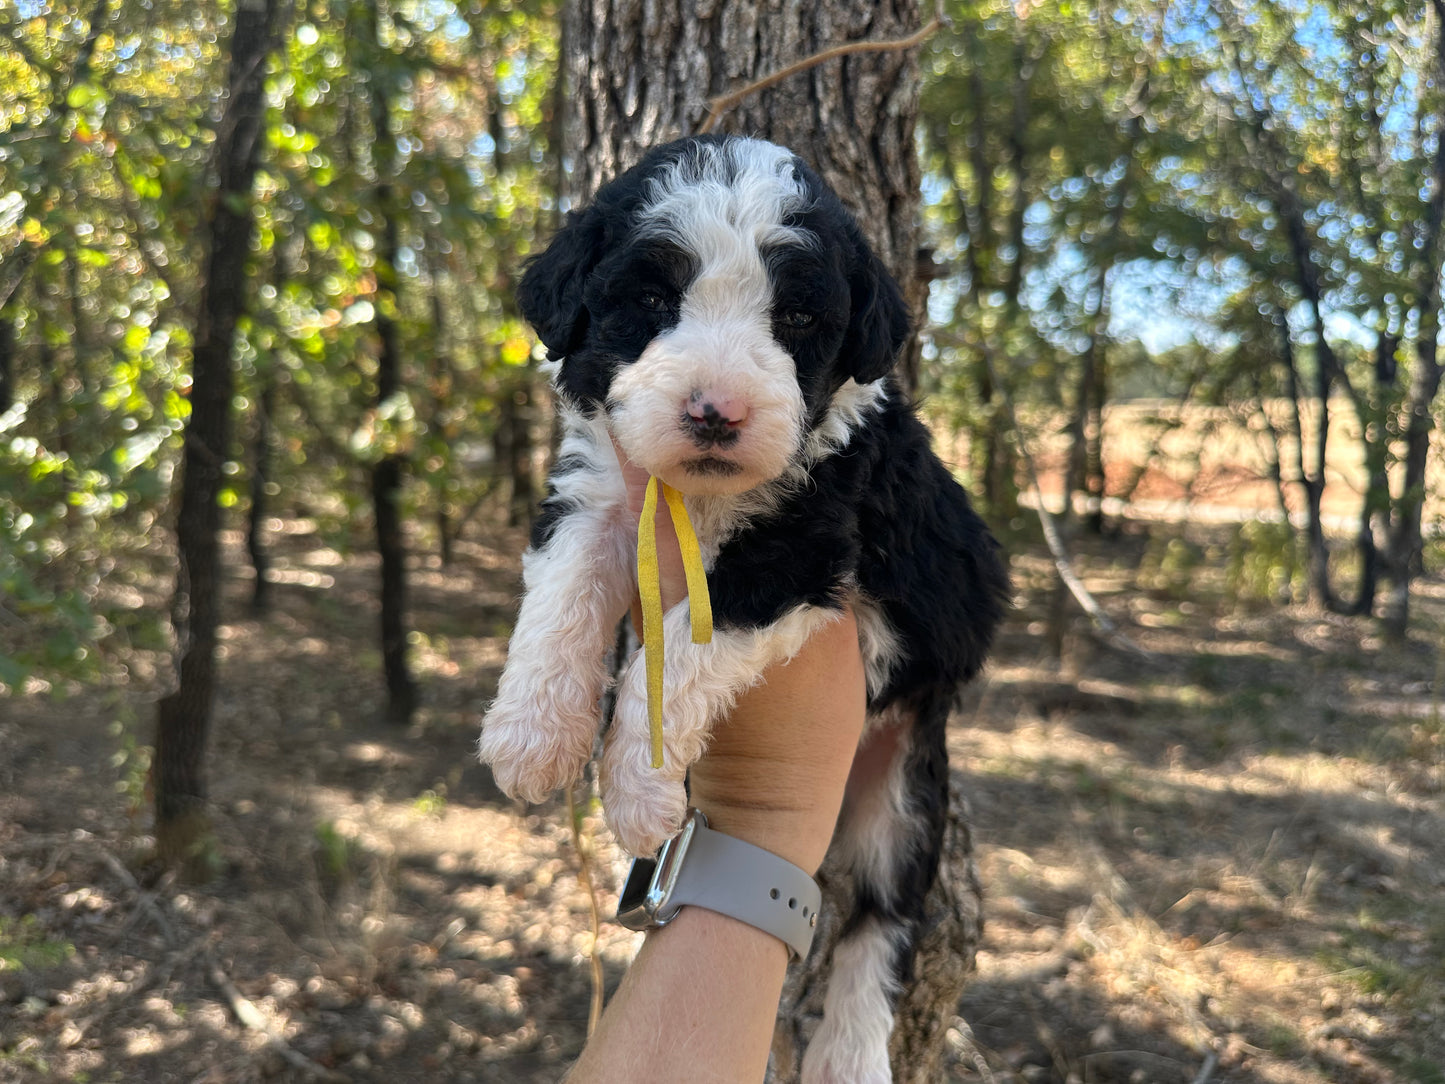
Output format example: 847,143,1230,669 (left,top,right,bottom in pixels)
559,2,978,1078
354,0,418,725
154,0,282,872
